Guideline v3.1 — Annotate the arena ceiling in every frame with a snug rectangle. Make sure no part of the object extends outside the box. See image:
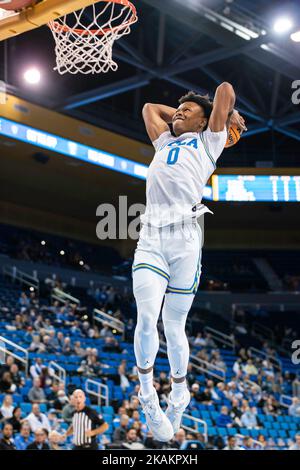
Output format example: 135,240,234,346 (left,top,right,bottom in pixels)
0,0,300,168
